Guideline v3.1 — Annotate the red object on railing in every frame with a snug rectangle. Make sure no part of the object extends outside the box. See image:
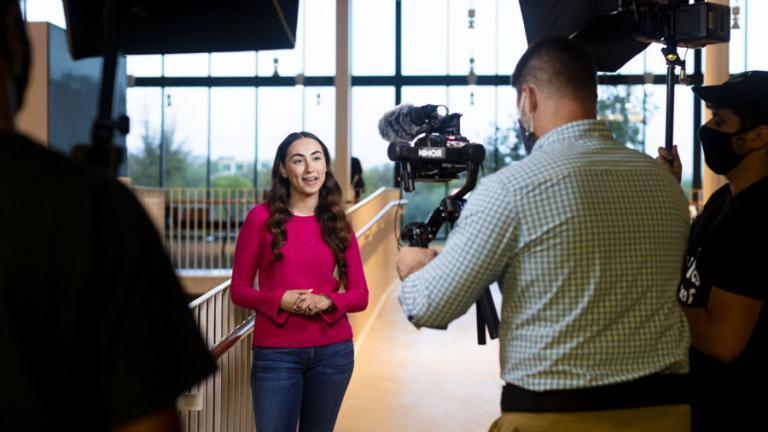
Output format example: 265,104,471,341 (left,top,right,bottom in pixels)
210,315,255,360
